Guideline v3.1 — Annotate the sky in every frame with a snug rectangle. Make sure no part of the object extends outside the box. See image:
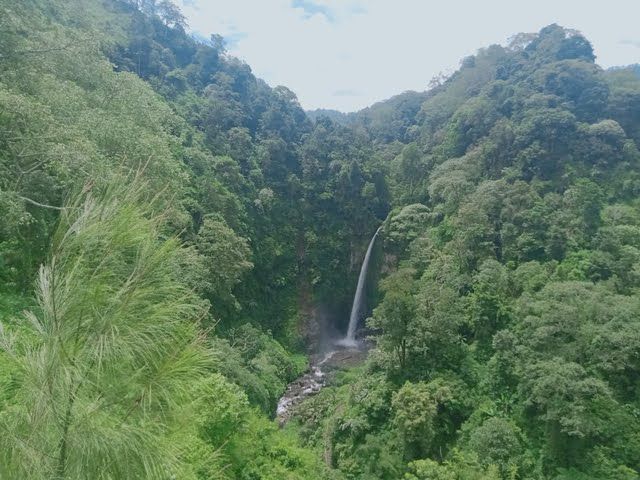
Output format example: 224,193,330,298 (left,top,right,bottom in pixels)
178,0,640,112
